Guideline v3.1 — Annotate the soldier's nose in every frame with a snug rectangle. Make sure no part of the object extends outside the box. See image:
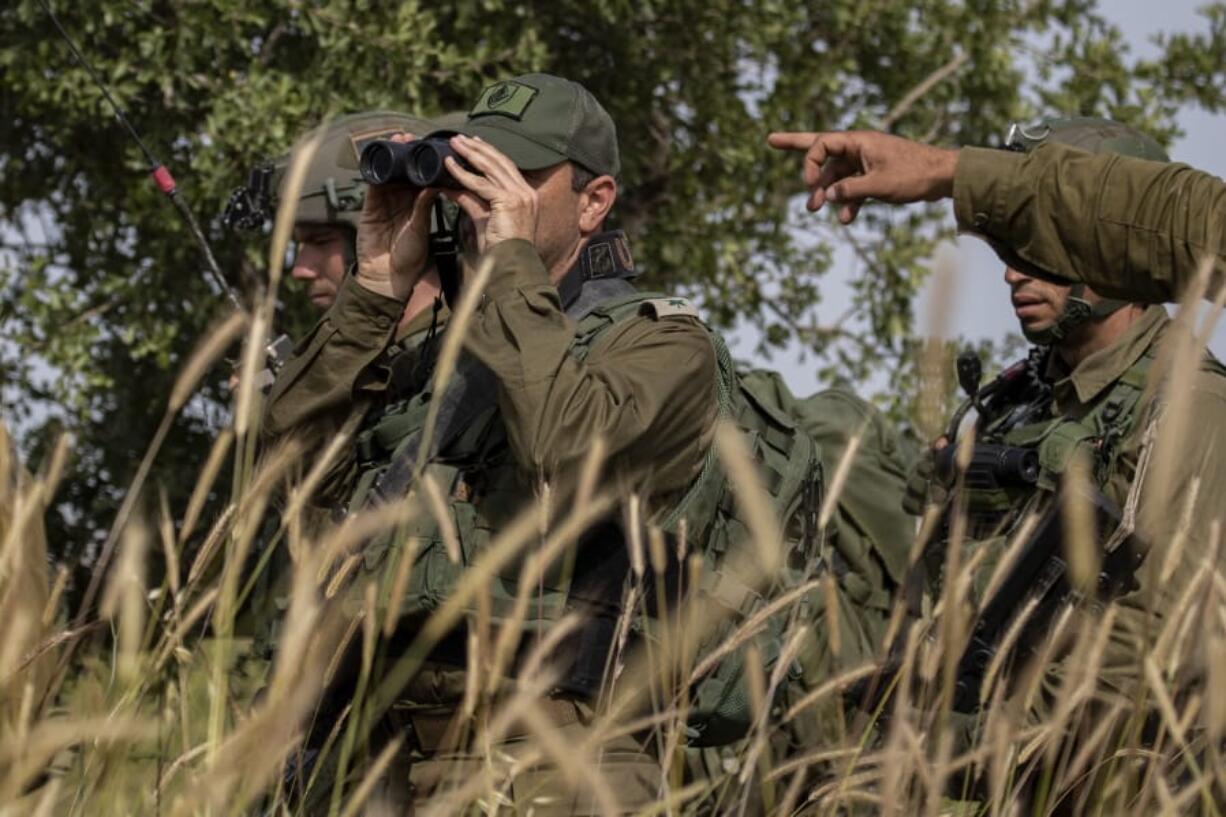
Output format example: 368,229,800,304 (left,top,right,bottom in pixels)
1003,266,1030,285
290,255,319,281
